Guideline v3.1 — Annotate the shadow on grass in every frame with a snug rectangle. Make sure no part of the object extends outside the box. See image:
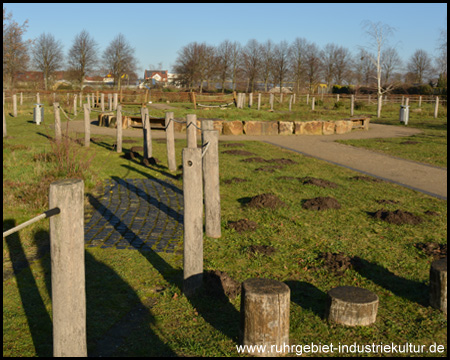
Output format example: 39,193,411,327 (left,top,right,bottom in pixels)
284,280,327,319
